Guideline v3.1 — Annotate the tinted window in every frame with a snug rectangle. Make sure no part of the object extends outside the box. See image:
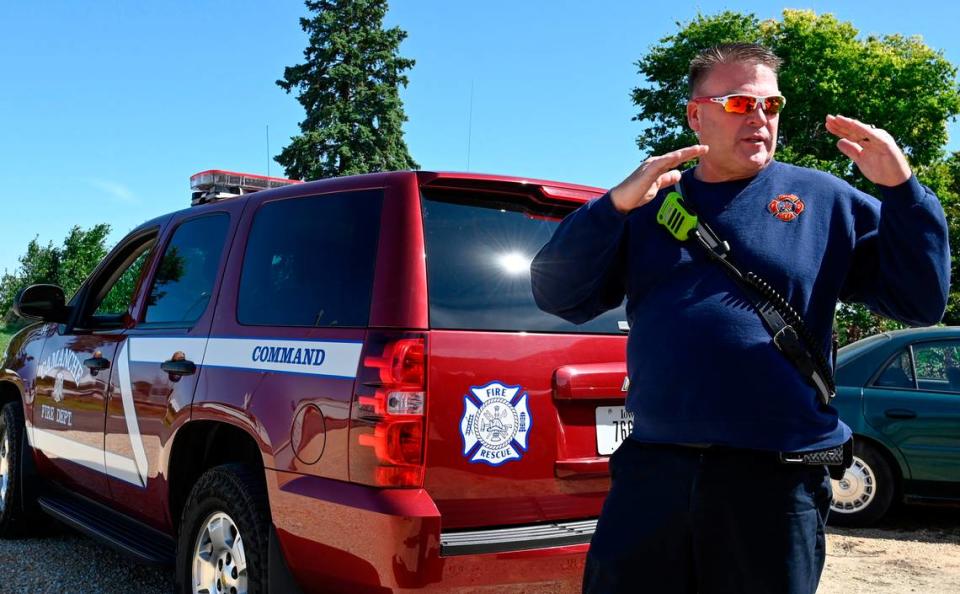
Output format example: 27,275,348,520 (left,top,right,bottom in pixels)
872,349,916,389
238,190,383,327
95,247,153,318
913,341,960,393
143,214,230,324
422,192,626,334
